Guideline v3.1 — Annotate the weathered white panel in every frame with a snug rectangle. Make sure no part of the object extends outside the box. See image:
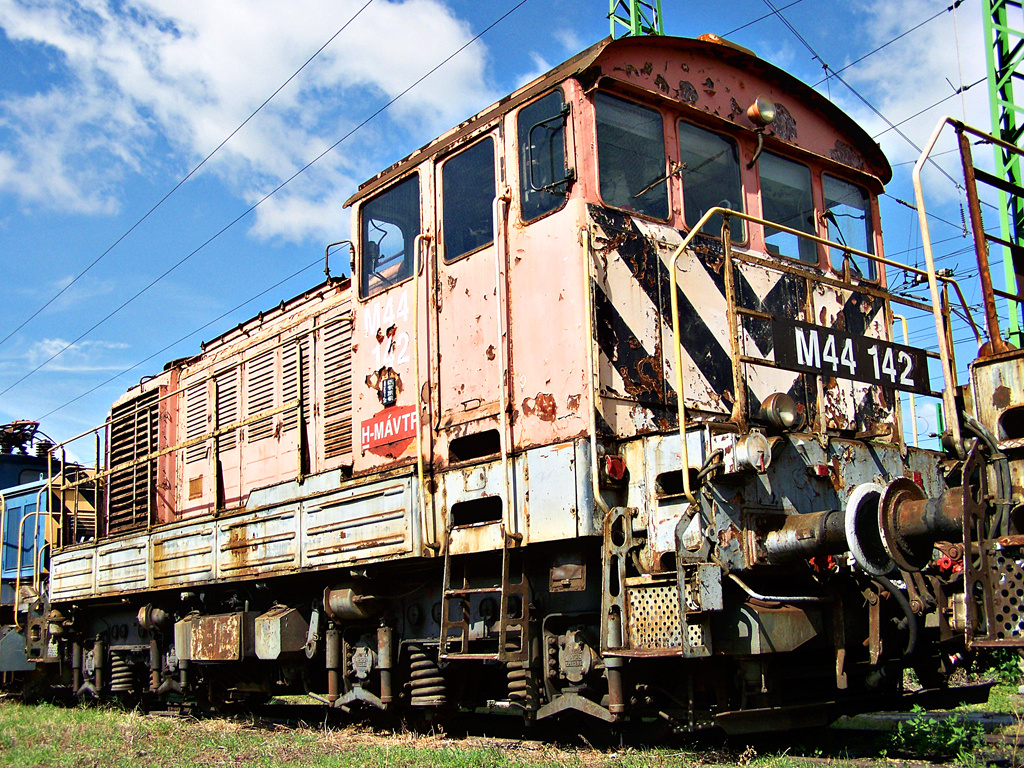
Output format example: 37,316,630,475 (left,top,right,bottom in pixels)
49,549,96,601
151,524,215,588
522,443,578,542
301,481,413,566
218,509,299,577
95,535,148,592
